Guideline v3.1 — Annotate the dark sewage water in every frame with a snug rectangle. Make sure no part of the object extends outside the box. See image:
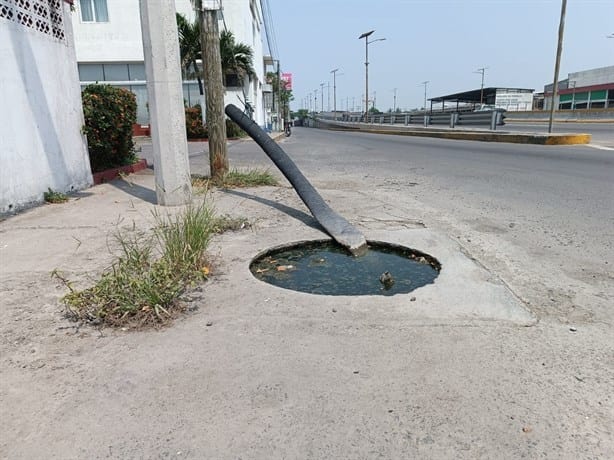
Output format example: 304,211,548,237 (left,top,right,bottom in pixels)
250,240,441,296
